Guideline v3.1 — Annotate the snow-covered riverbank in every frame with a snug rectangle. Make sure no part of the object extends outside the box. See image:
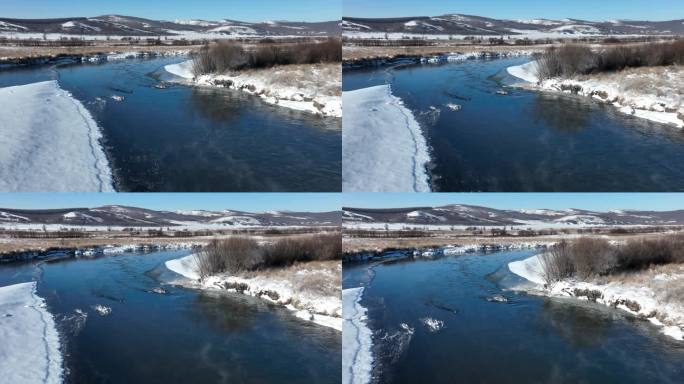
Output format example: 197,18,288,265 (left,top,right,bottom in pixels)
164,60,341,117
509,254,684,340
0,282,63,384
342,84,431,192
507,61,684,128
165,254,342,331
342,287,373,384
0,80,114,192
